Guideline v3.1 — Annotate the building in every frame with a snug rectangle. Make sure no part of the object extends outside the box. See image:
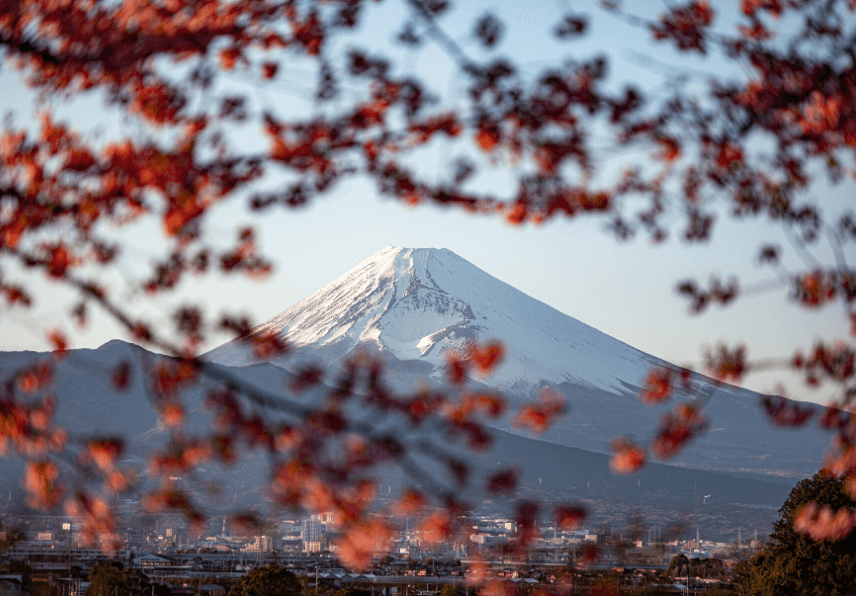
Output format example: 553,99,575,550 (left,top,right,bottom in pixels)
302,517,322,550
